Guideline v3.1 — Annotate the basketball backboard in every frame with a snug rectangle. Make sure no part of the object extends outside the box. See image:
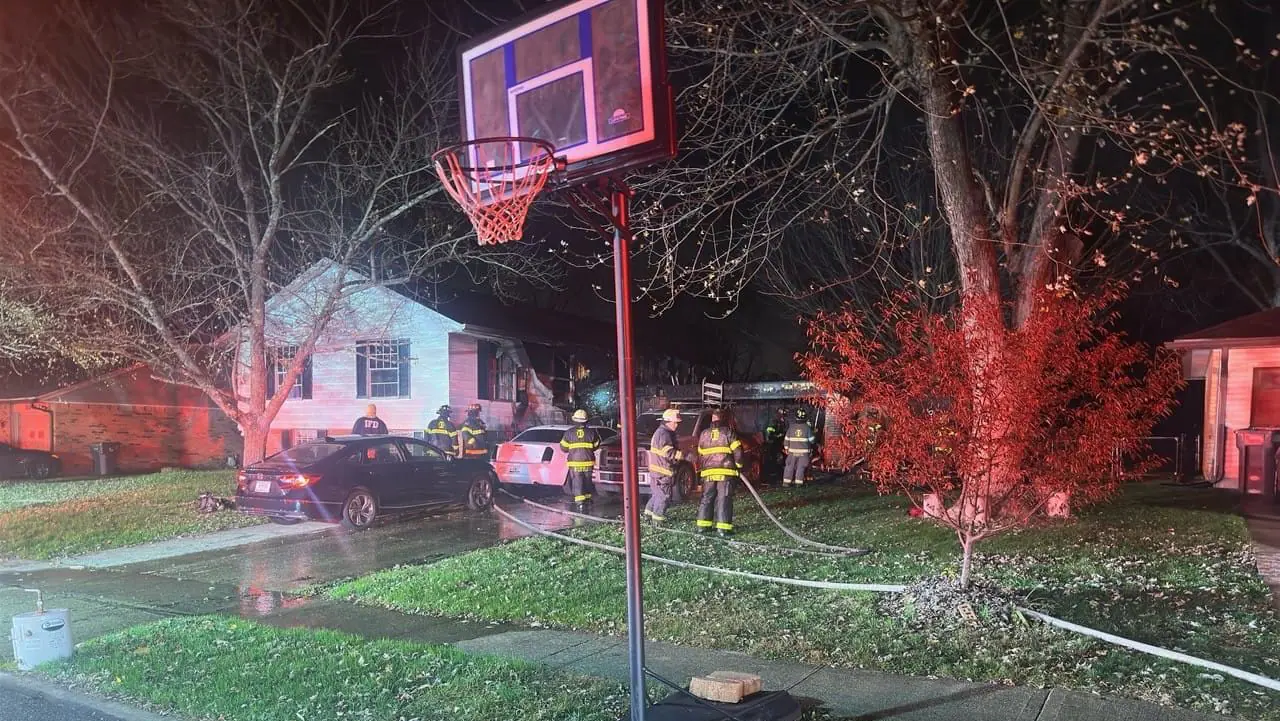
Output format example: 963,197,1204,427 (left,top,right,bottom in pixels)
458,0,675,189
